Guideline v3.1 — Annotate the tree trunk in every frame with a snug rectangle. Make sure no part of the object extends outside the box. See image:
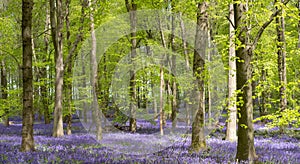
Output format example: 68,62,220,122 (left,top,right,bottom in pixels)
125,0,137,132
21,0,35,152
158,13,168,135
276,0,287,112
259,68,268,122
42,7,50,124
234,1,257,161
159,66,165,136
190,2,208,152
65,0,72,135
170,4,177,130
207,22,212,127
1,60,9,126
50,0,64,137
233,0,290,161
226,3,237,142
81,52,88,123
64,0,86,131
179,12,191,126
89,0,102,140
